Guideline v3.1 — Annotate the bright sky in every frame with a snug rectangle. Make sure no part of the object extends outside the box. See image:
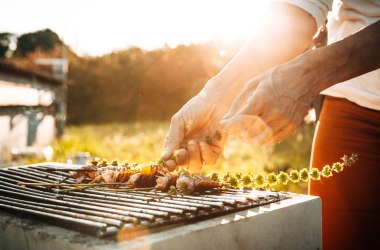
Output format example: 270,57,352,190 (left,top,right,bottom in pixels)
0,0,268,56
